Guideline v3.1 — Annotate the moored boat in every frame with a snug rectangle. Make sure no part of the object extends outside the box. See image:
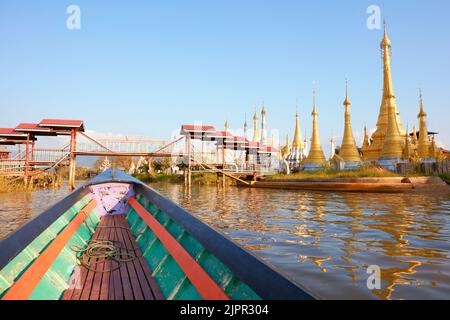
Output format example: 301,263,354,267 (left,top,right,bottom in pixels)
0,169,315,300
